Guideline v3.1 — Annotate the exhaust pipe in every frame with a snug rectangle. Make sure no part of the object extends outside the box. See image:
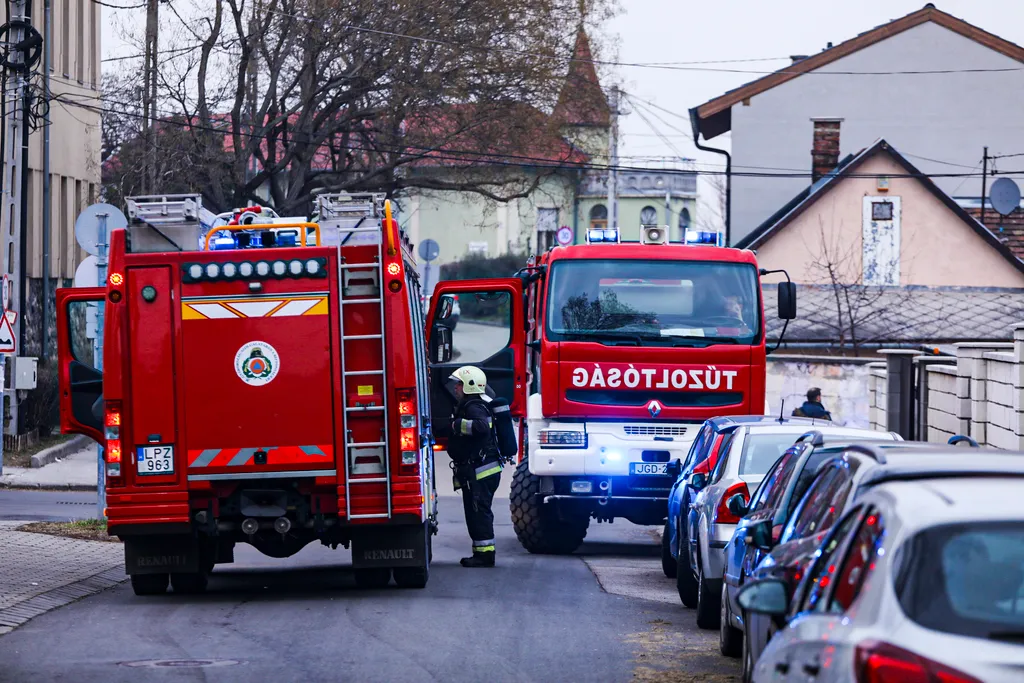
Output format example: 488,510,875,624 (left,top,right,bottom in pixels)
273,517,292,535
241,518,259,535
